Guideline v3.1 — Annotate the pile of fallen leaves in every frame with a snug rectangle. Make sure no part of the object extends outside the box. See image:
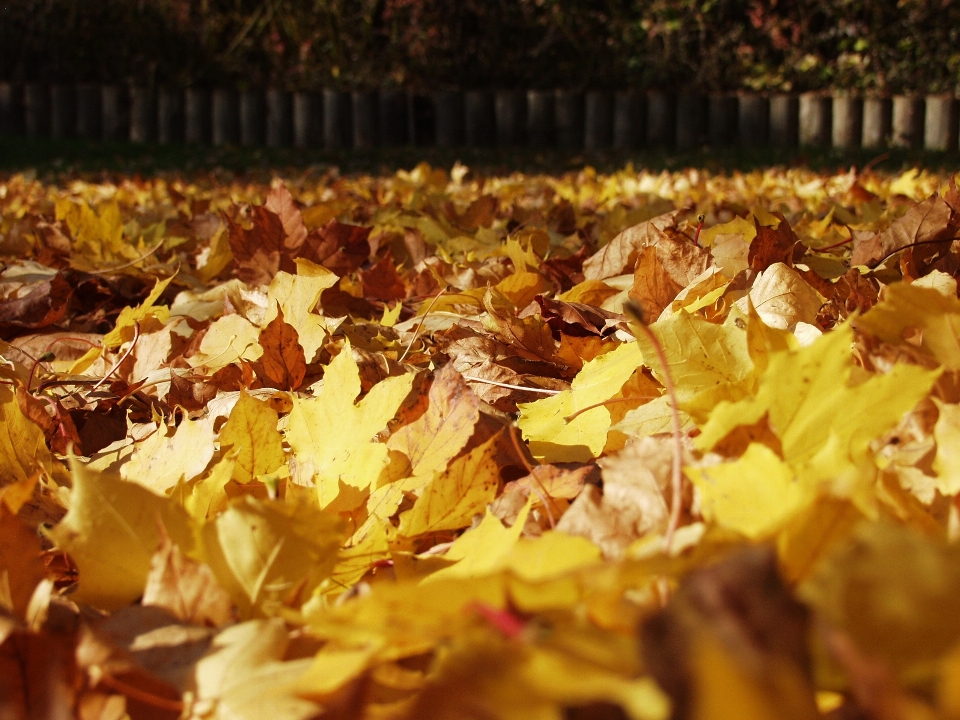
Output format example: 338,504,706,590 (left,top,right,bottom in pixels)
2,161,960,719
